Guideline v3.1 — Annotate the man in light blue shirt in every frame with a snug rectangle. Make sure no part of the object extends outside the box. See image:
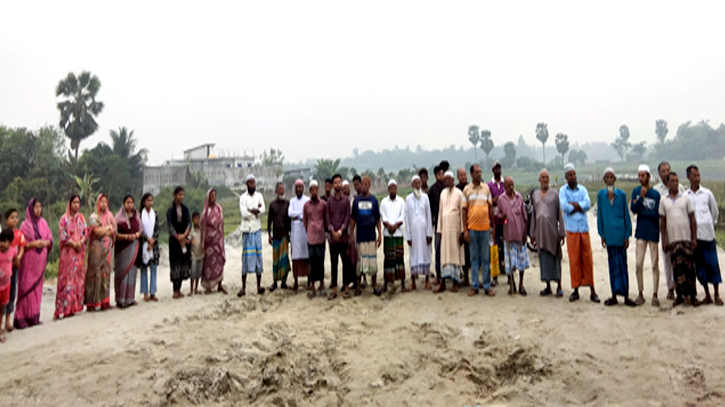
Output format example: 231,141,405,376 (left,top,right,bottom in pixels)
559,163,600,303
